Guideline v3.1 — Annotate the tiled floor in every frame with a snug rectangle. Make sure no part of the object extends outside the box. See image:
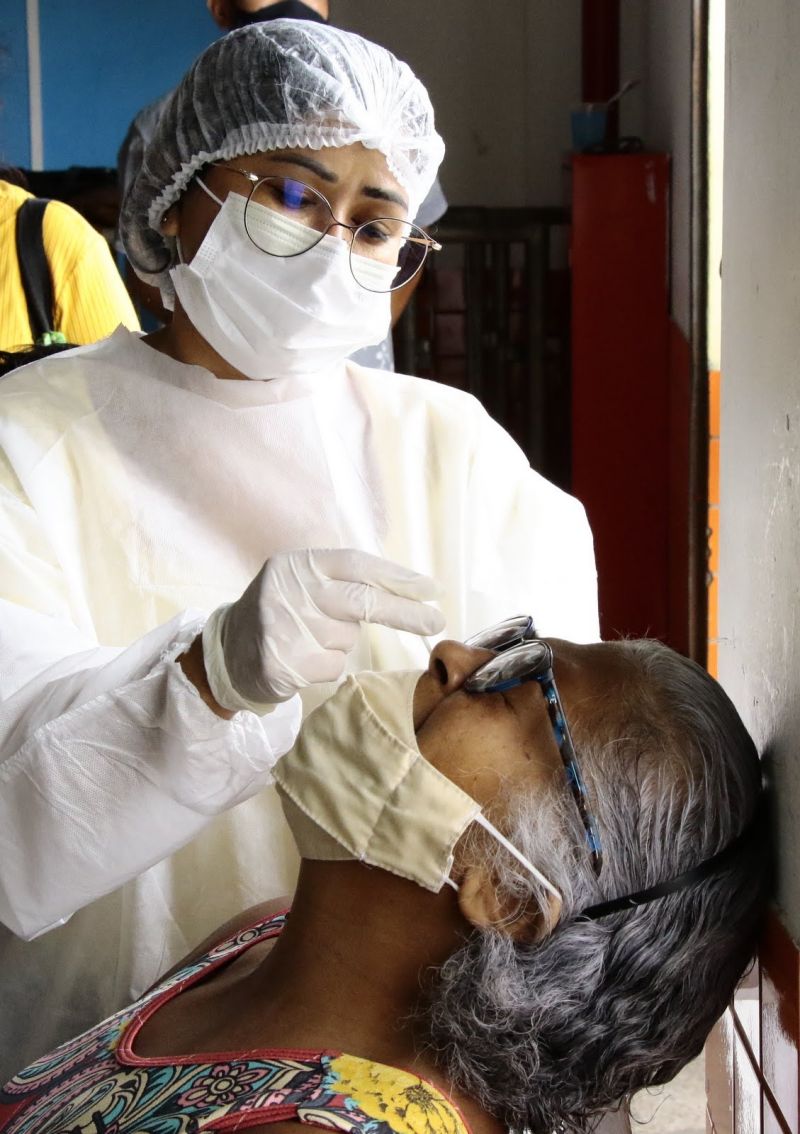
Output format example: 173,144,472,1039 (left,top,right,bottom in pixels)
630,1055,706,1133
